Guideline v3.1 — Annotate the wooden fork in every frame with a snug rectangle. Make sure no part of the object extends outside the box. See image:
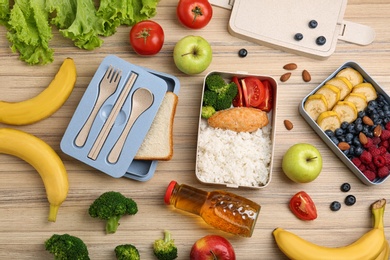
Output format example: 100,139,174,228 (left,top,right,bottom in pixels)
75,66,122,147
